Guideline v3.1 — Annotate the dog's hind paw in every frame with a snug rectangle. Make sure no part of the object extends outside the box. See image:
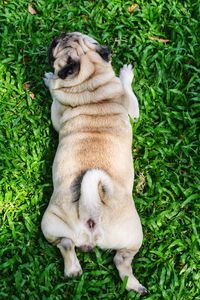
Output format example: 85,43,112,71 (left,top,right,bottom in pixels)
137,285,148,296
64,264,83,278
